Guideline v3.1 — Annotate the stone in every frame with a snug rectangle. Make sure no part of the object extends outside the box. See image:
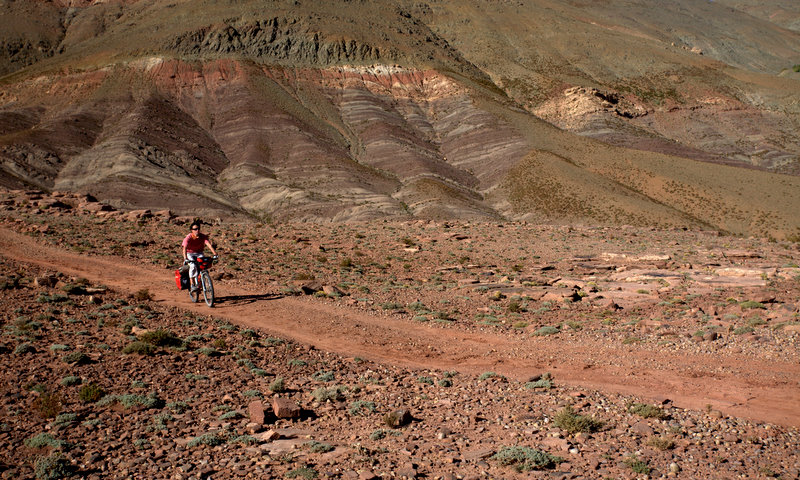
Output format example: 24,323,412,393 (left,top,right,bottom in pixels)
631,421,654,436
255,430,280,442
702,331,718,342
248,400,265,425
541,437,570,451
34,275,57,288
383,409,412,428
272,397,301,419
322,285,344,296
